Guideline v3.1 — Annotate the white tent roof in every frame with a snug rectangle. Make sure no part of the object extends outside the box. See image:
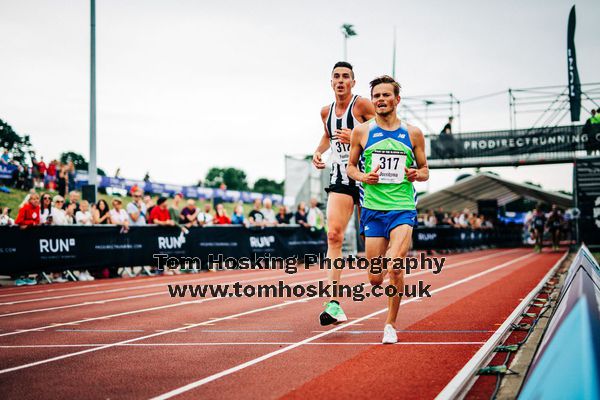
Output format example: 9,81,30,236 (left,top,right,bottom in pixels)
417,172,572,212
